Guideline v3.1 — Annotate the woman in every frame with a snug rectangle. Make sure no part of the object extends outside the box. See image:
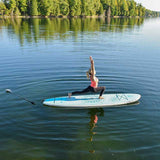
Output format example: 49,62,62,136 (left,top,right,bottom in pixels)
68,56,105,99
